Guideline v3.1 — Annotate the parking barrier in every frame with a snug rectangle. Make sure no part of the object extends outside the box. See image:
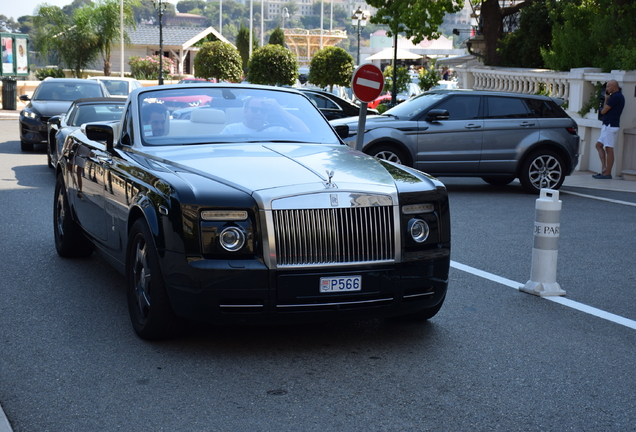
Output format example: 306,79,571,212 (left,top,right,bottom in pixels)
521,188,566,296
